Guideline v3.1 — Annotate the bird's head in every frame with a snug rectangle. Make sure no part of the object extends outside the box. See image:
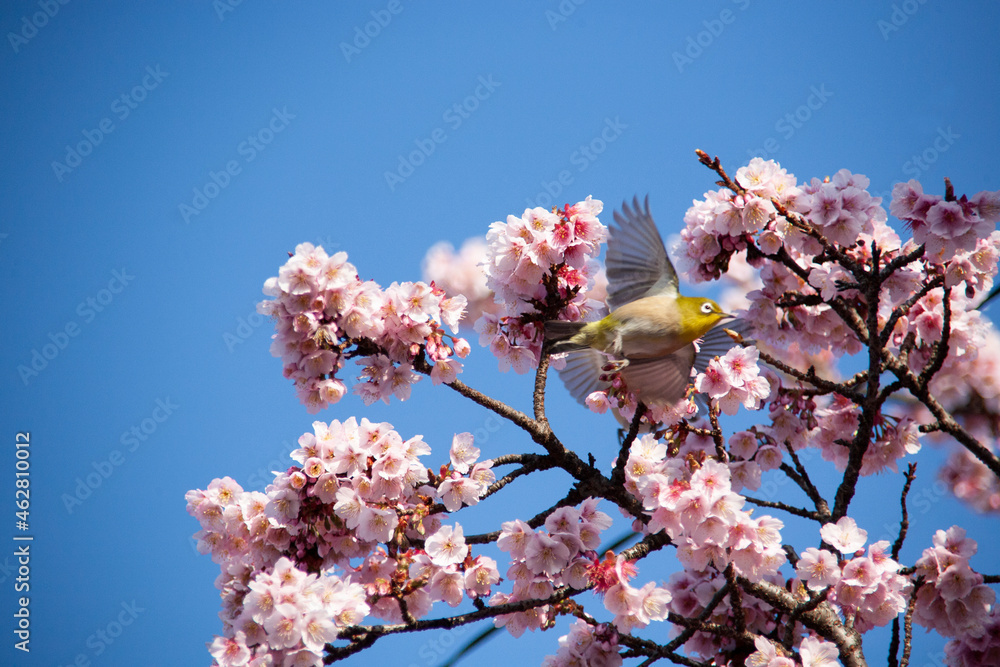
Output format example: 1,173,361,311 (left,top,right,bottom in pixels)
676,296,733,340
